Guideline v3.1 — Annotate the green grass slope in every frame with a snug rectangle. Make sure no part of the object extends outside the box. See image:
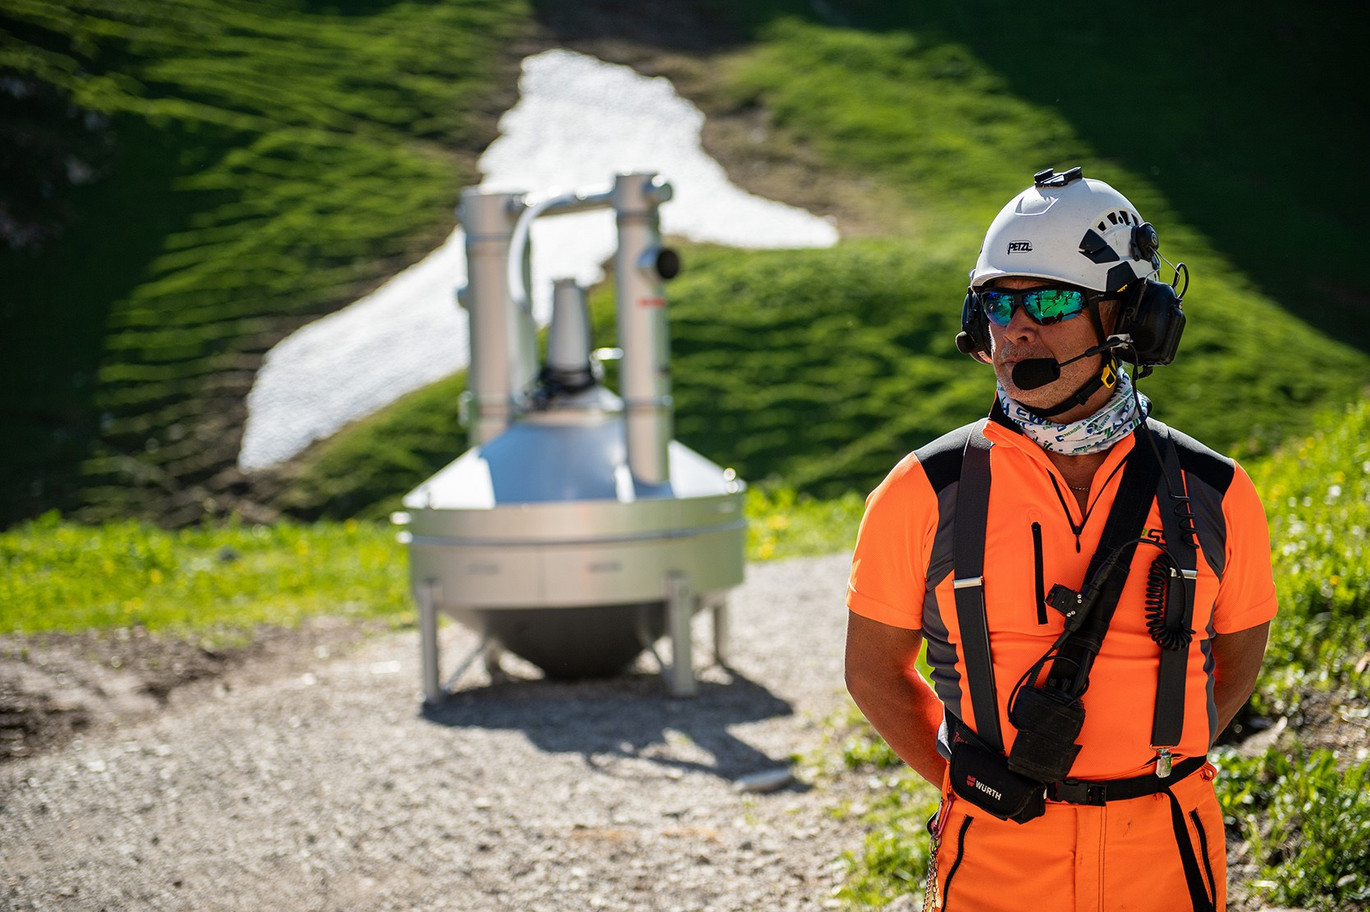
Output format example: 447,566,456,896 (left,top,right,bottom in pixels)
2,0,1368,526
0,0,530,525
0,478,862,636
1214,395,1370,911
288,14,1370,516
735,2,1370,344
